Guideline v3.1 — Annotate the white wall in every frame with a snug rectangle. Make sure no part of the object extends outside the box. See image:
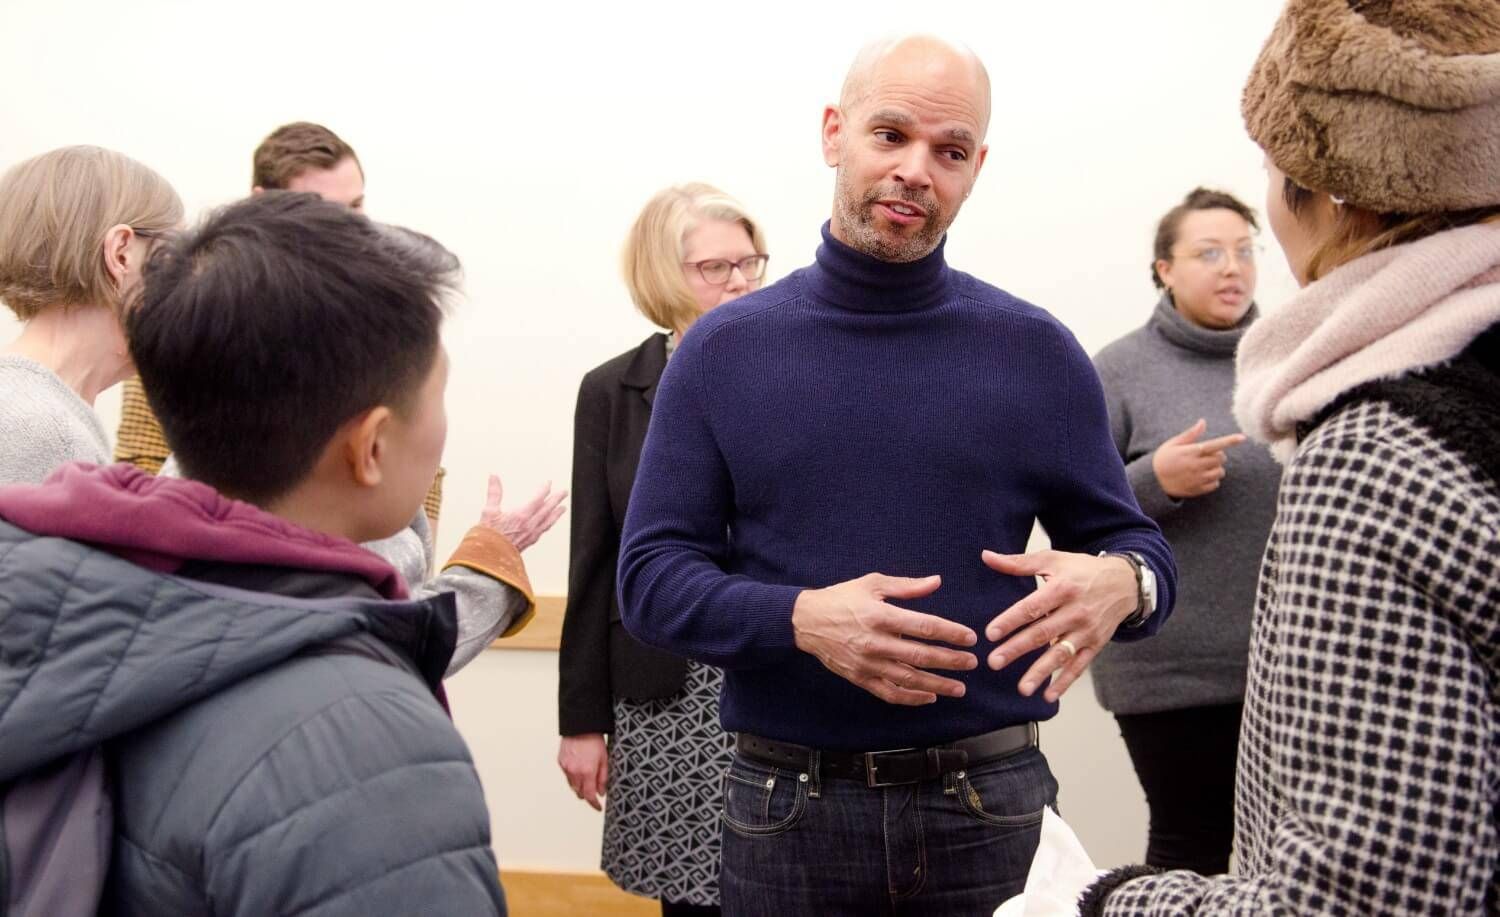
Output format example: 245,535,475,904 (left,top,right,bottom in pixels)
1,0,1294,874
